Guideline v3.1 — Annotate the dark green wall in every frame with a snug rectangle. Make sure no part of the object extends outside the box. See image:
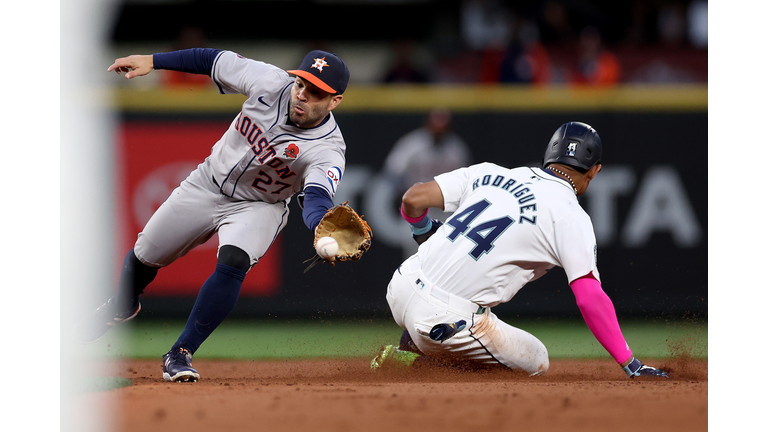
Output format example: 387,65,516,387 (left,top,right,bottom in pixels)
133,109,707,319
